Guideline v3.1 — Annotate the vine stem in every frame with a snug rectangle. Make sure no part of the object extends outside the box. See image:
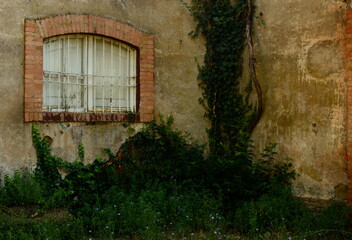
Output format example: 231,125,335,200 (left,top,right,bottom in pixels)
246,0,263,133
